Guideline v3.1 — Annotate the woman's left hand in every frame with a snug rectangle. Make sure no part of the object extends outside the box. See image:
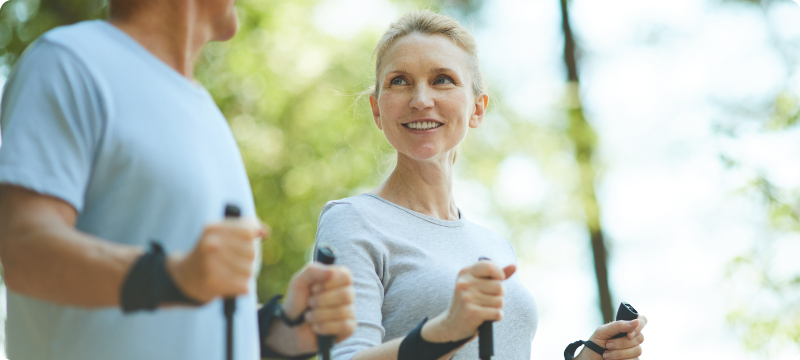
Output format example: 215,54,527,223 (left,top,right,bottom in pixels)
578,315,648,360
